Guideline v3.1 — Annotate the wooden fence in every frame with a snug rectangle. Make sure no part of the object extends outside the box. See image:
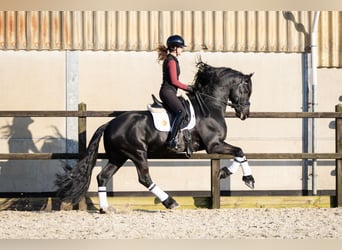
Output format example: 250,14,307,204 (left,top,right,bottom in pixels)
1,103,342,208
